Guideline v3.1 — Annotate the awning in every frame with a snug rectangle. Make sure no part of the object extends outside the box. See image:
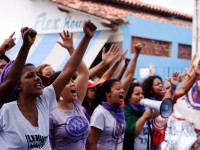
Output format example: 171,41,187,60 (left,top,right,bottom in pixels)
7,30,112,71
